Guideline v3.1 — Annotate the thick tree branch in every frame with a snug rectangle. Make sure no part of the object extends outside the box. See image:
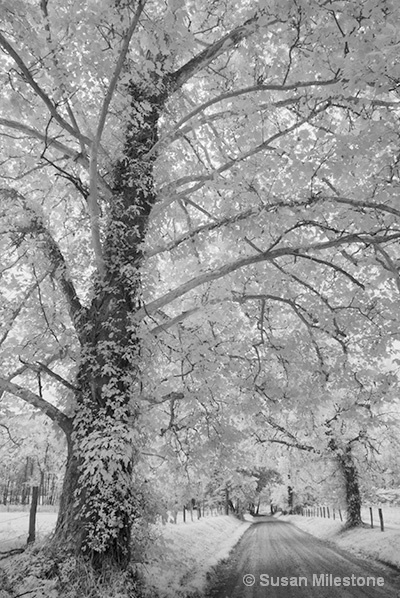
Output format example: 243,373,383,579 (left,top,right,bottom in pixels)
156,86,394,159
139,231,400,320
0,268,52,348
270,259,348,341
88,0,146,277
40,0,86,154
0,189,87,340
0,118,83,162
147,78,339,159
95,1,145,148
150,307,199,335
319,192,400,219
34,227,87,340
256,412,311,447
6,350,67,384
0,32,90,145
167,12,279,92
147,205,267,258
154,102,330,217
151,292,347,371
162,113,317,193
18,359,78,392
0,118,112,197
253,415,316,452
294,254,365,289
174,79,338,130
0,378,72,436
